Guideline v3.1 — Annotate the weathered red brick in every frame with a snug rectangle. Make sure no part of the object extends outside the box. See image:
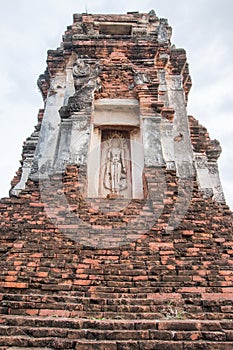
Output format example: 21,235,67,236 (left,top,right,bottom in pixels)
1,282,28,289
